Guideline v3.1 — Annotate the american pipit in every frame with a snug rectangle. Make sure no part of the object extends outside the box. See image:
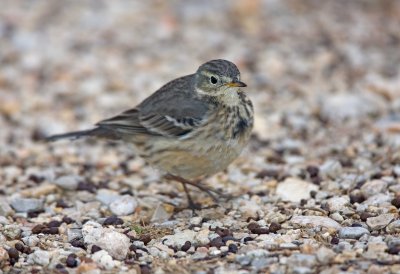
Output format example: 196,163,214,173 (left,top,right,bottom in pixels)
47,59,254,209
